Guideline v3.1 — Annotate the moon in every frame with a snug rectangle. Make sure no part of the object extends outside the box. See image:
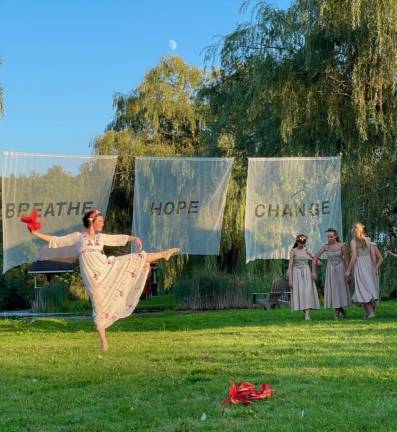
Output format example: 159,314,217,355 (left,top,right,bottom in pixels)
169,39,177,51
